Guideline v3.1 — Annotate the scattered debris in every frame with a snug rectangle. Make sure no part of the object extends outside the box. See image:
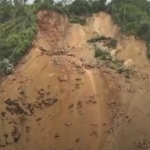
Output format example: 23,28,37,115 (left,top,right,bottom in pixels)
90,131,98,137
54,133,60,138
74,83,80,89
58,75,68,82
124,59,133,67
4,134,8,138
86,95,97,104
11,126,21,143
26,126,30,133
36,118,42,121
135,135,150,150
5,99,25,115
1,111,5,117
76,78,81,81
75,138,80,142
77,101,82,109
68,103,74,109
65,123,72,126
